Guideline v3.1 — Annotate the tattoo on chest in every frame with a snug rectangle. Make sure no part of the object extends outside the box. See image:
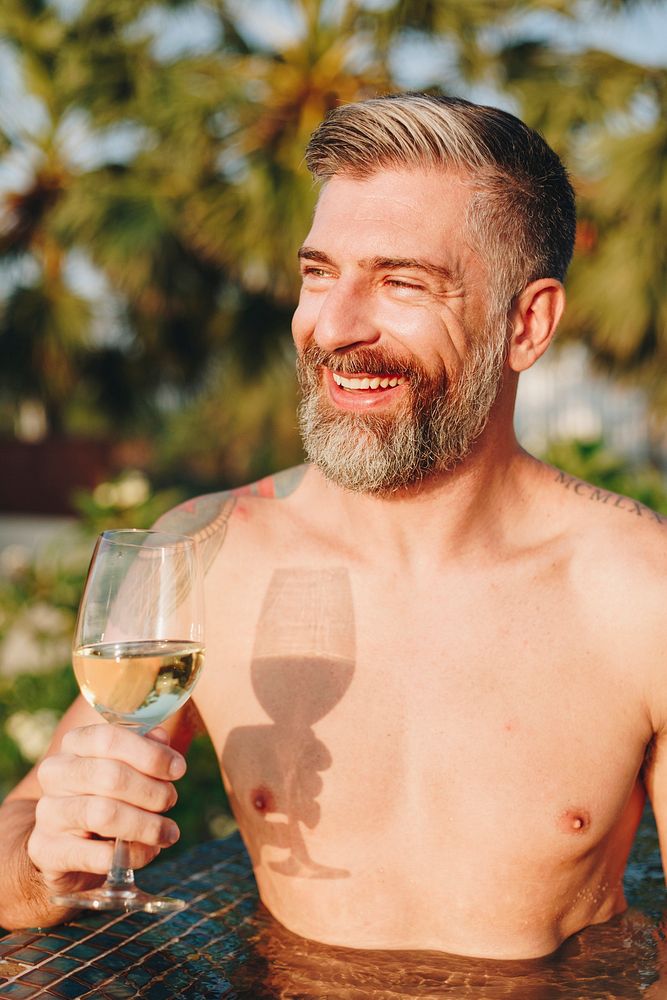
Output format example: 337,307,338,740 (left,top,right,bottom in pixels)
554,470,667,526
